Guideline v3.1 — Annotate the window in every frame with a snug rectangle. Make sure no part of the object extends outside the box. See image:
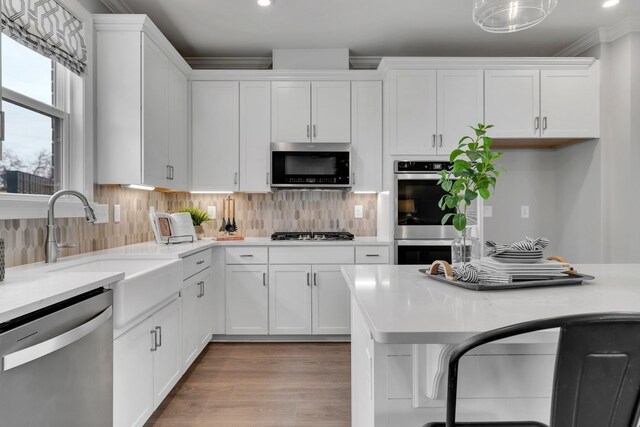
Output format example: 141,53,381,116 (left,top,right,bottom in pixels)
1,34,67,195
